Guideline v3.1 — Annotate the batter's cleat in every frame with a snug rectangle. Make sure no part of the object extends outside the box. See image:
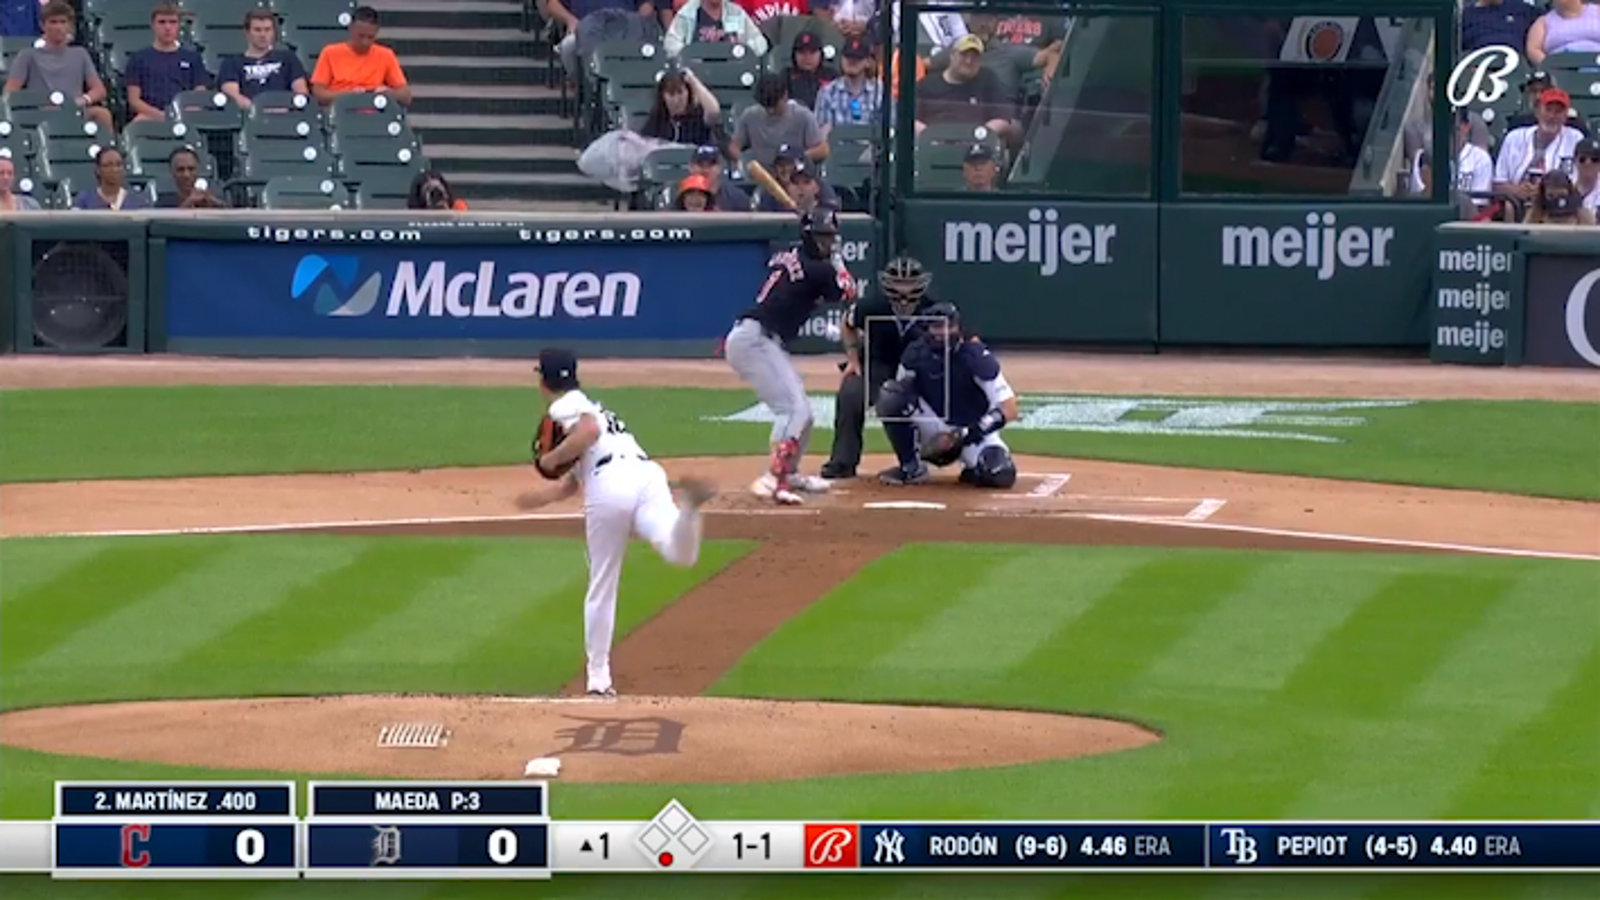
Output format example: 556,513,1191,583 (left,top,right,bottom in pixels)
586,687,617,699
878,461,930,486
750,474,806,505
678,477,716,509
789,473,832,494
819,461,857,480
